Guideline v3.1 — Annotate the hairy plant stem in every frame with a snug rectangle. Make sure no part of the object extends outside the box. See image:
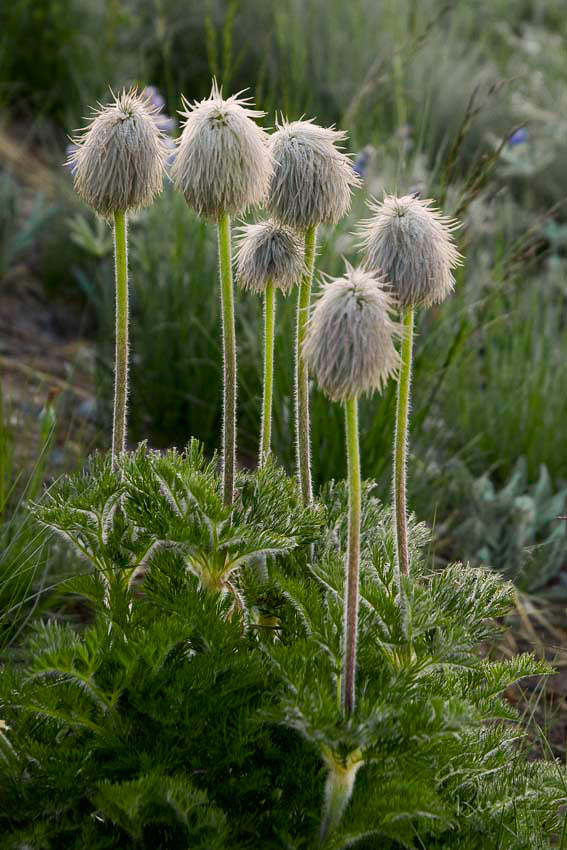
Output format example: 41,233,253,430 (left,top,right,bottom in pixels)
295,224,317,503
254,282,276,592
342,397,361,718
259,280,275,465
394,307,415,582
218,213,237,505
112,211,129,469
